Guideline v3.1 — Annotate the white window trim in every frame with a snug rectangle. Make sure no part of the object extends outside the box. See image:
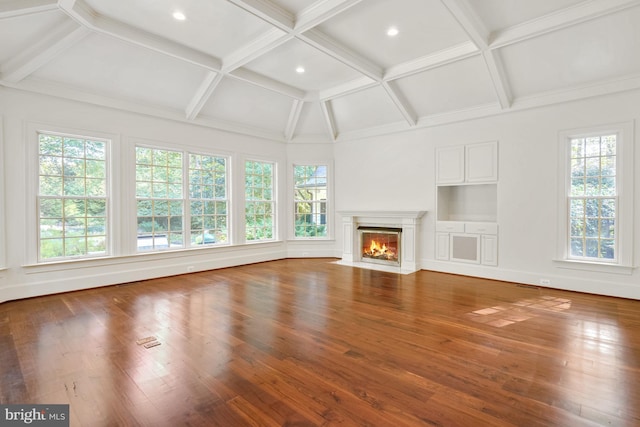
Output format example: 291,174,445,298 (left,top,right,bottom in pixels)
187,150,231,248
289,161,333,241
0,115,5,269
133,141,233,252
555,121,635,273
26,122,119,265
243,157,278,244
